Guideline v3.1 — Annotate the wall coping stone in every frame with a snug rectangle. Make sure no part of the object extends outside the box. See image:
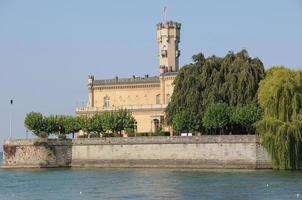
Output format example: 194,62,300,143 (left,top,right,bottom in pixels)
72,135,259,145
4,135,260,146
4,139,72,146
